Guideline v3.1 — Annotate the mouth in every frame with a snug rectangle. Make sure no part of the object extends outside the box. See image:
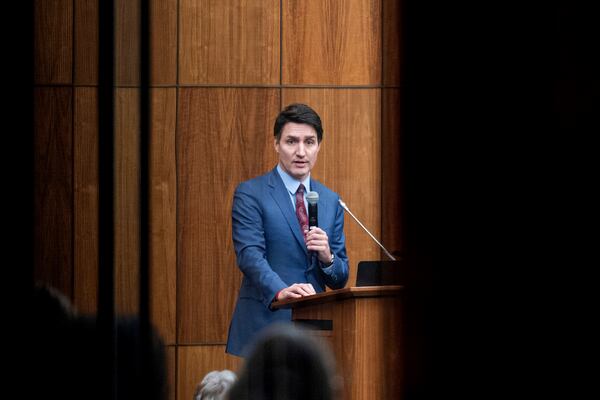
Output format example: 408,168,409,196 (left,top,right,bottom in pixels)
293,161,308,167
